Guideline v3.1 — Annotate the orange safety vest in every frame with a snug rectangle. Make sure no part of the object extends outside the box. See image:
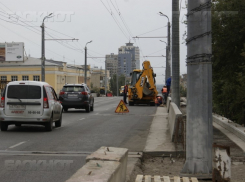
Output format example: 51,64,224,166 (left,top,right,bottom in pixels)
162,88,167,93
